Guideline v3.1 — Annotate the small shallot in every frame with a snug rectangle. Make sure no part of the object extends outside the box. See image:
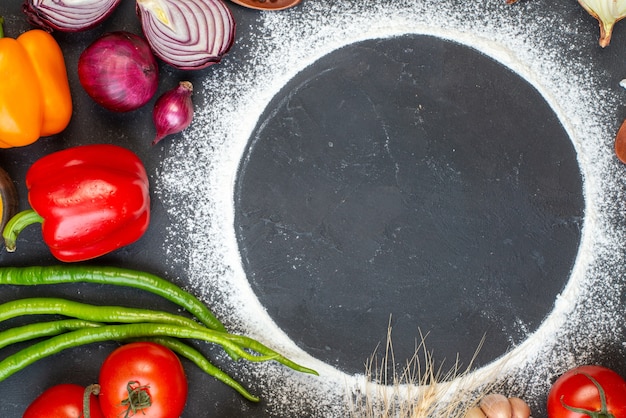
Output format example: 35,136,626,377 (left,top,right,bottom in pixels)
23,0,122,32
152,81,194,145
136,0,236,70
78,31,159,112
